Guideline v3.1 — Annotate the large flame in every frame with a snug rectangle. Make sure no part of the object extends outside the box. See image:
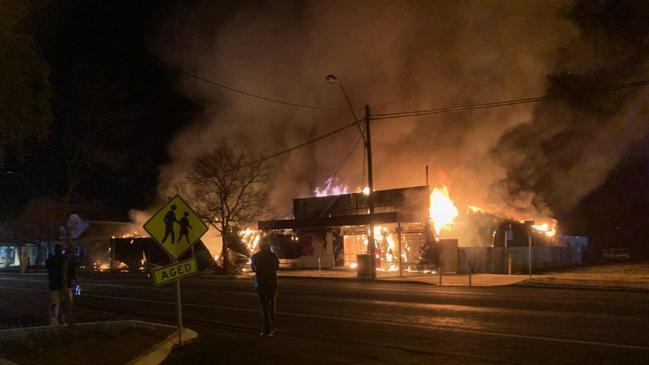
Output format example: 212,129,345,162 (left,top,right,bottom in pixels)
239,227,262,254
314,177,349,197
532,221,557,238
429,186,459,236
348,225,400,272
